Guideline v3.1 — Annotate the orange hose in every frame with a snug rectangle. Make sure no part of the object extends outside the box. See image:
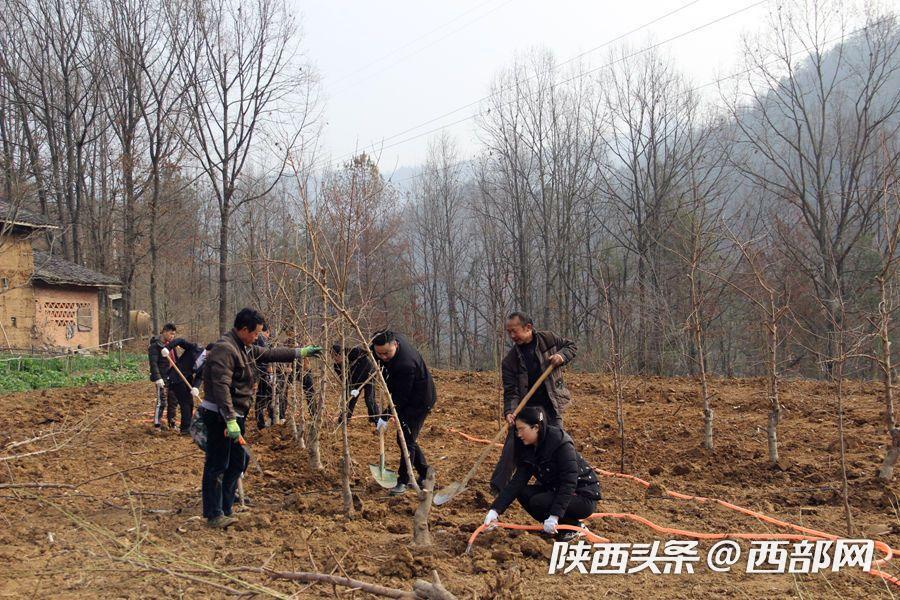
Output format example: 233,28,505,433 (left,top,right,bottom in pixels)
450,427,900,587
